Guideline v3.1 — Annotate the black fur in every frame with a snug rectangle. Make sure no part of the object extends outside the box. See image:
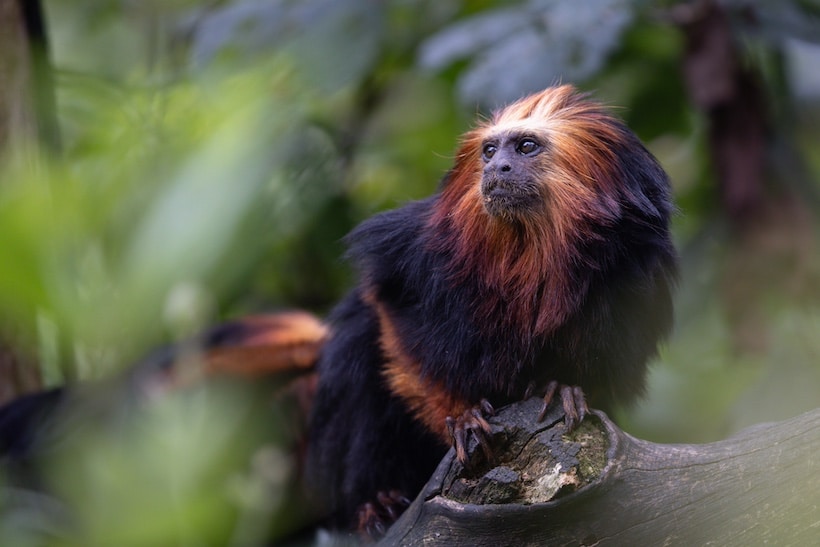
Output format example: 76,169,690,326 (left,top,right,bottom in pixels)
305,123,677,529
306,287,445,529
0,388,65,469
